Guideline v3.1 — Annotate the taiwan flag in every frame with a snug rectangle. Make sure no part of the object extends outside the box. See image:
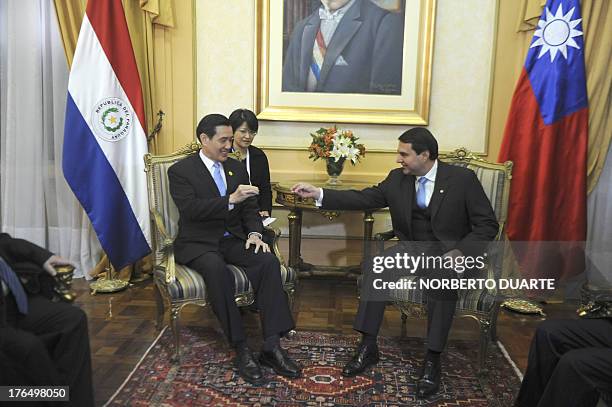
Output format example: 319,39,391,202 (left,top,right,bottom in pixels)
498,0,587,280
